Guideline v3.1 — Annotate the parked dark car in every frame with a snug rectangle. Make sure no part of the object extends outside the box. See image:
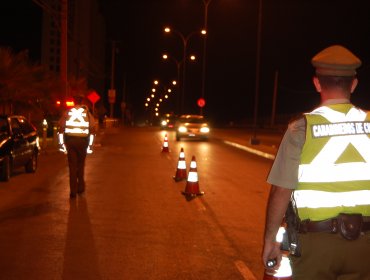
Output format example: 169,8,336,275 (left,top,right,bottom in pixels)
0,115,40,181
